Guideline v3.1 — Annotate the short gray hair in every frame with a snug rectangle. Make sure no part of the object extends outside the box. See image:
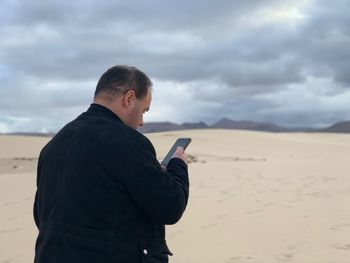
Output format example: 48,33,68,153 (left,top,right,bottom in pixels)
94,65,152,100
